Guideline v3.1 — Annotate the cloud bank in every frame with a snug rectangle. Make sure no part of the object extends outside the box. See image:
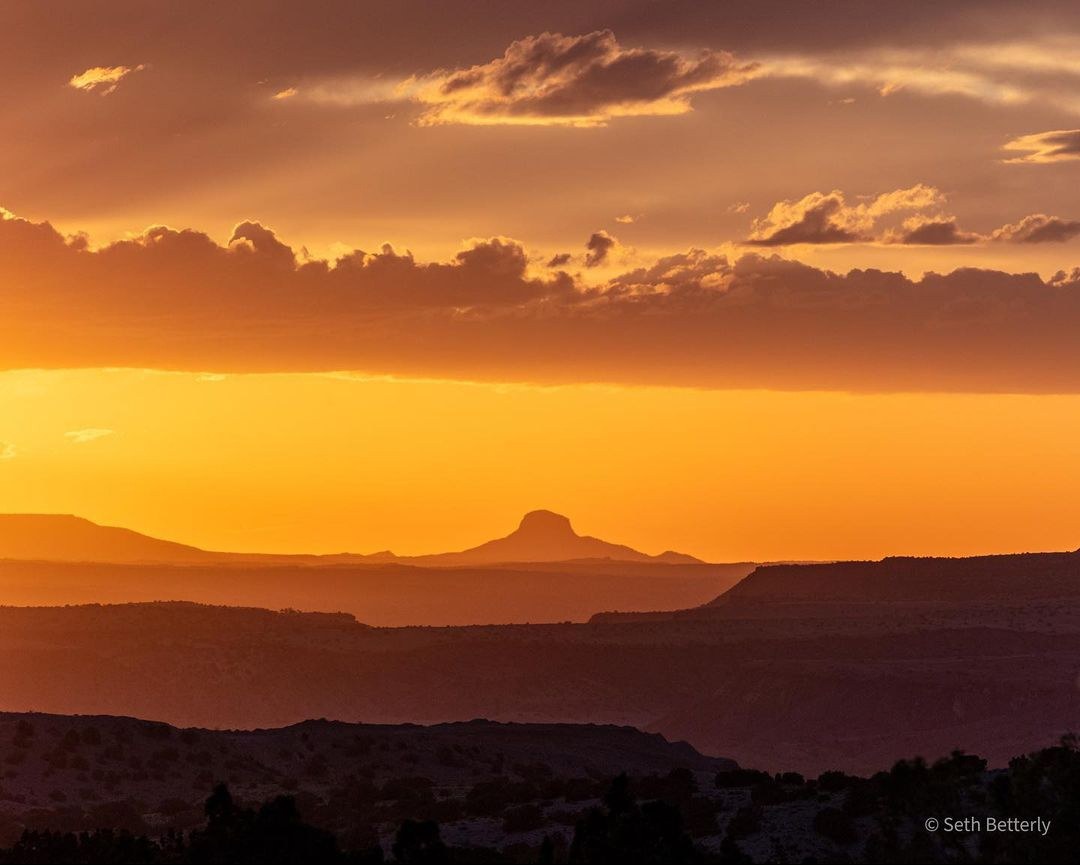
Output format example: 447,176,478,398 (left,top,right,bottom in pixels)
4,209,1080,393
